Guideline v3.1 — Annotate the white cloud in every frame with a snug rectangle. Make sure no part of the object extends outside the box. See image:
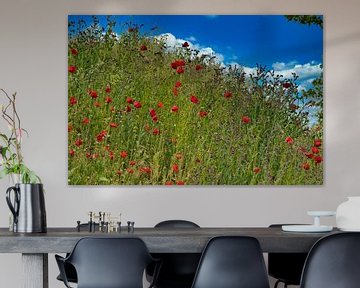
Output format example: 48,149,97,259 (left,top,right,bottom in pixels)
155,33,322,91
272,61,297,71
155,32,225,65
186,36,197,42
274,62,322,81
